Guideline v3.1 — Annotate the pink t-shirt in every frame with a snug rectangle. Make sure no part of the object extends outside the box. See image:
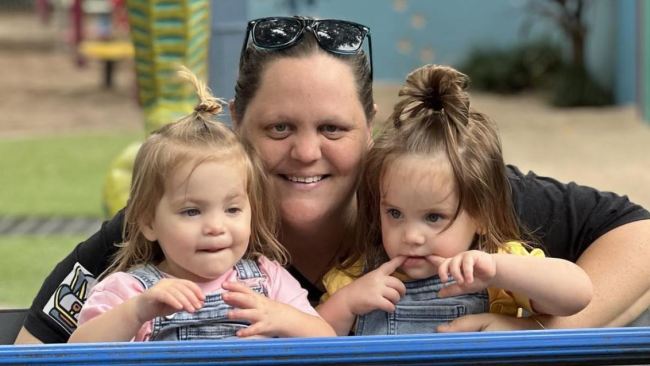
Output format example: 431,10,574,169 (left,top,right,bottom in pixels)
78,256,318,341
